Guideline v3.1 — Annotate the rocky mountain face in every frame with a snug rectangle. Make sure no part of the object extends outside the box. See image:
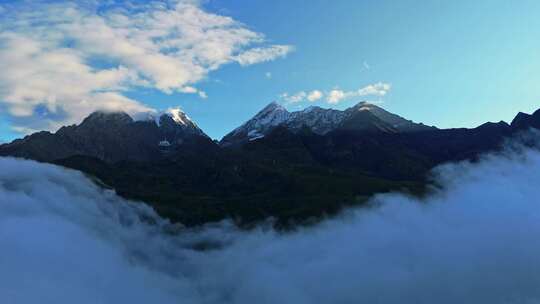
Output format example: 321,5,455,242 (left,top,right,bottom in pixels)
220,101,434,146
511,109,540,130
1,102,539,227
0,109,213,163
